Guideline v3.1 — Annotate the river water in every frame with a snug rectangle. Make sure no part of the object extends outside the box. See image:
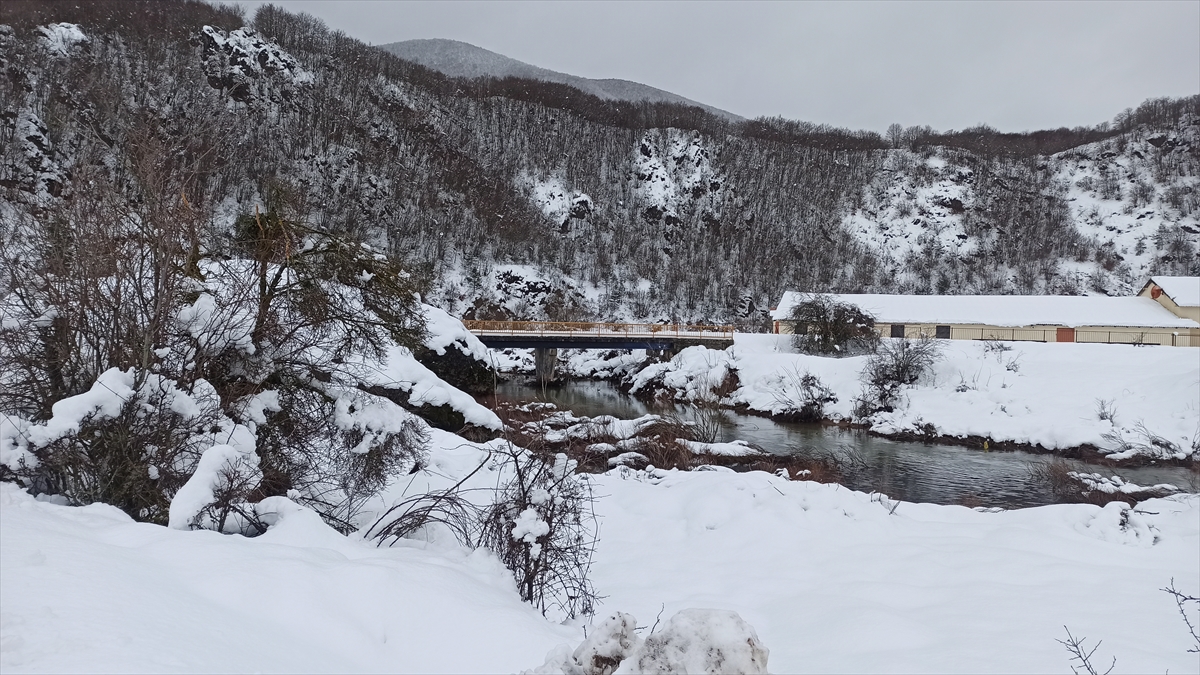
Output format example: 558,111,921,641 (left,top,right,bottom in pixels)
492,379,1196,509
